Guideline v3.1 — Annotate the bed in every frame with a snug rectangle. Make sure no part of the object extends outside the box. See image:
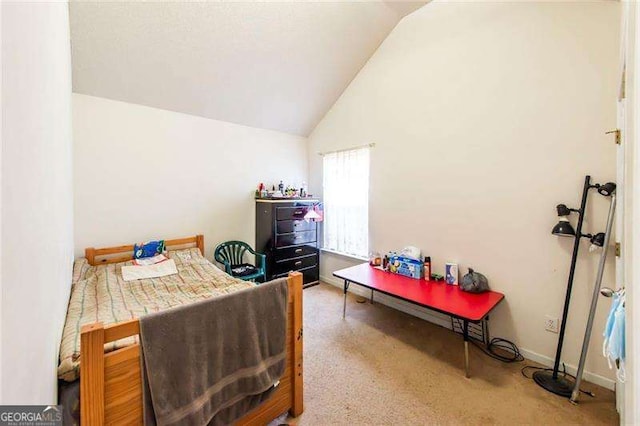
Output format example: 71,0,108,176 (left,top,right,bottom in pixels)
58,235,303,425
